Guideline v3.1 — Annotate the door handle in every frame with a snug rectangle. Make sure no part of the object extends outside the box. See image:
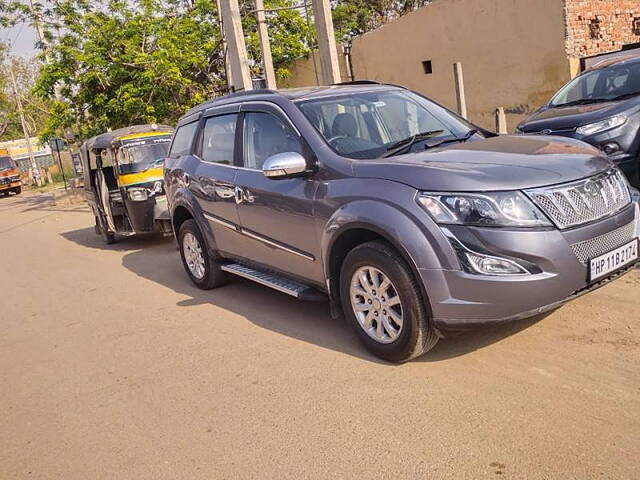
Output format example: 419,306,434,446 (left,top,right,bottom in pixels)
183,173,190,187
234,186,243,204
